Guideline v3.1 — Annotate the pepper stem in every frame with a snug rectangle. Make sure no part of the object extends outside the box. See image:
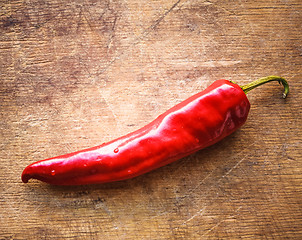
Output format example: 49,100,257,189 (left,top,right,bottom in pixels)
240,76,289,98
